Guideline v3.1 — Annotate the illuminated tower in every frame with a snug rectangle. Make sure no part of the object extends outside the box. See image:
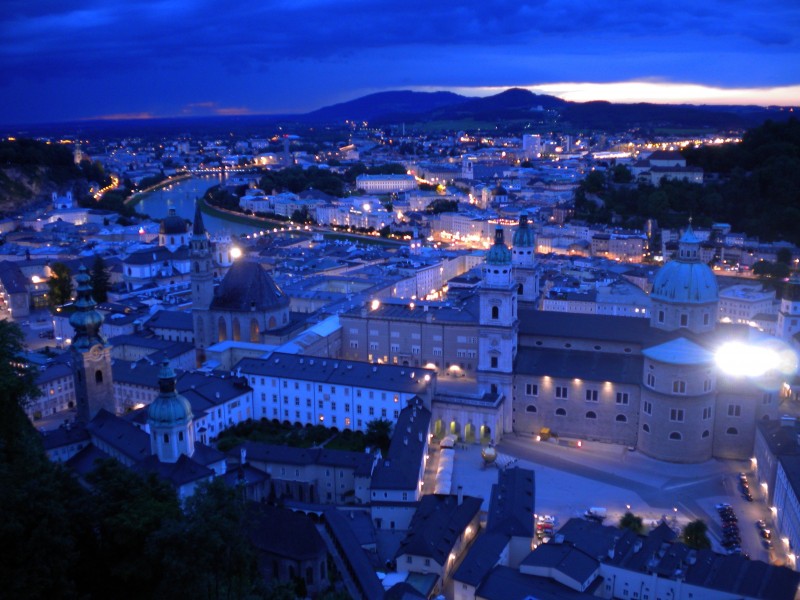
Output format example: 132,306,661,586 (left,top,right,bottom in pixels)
511,211,539,304
191,201,214,365
478,227,518,433
70,266,115,423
